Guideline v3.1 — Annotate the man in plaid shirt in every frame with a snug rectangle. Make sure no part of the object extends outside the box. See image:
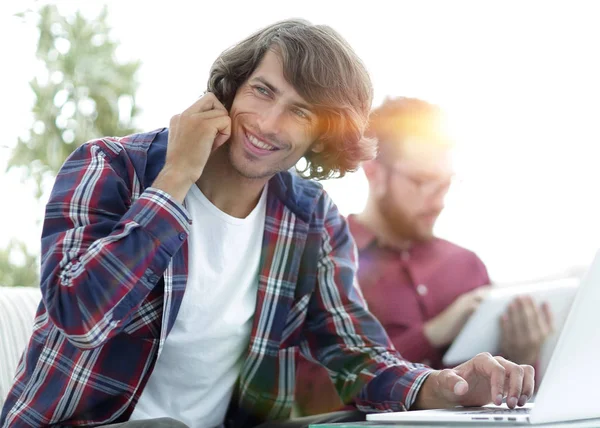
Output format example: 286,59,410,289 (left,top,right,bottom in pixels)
1,19,534,428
